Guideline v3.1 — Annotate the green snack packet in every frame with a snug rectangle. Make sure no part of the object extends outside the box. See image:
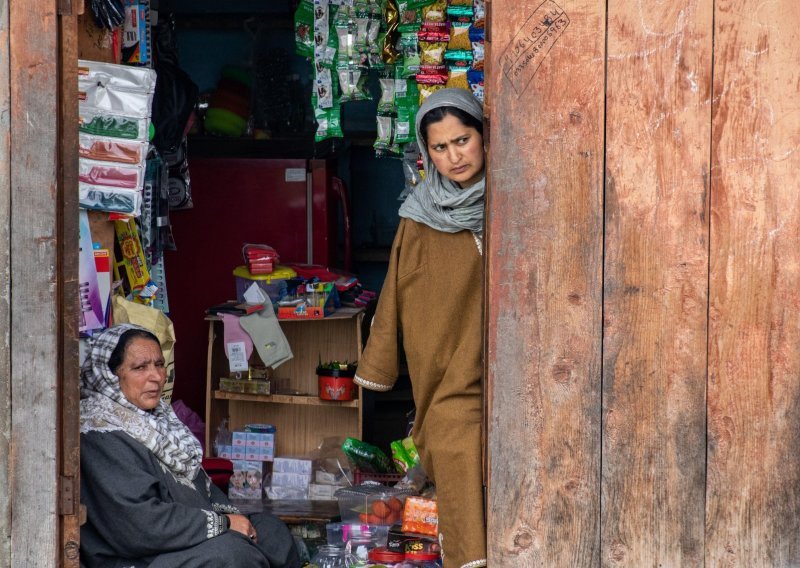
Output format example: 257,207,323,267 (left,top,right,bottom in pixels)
313,95,344,142
294,0,314,58
397,33,421,77
401,436,421,464
393,79,418,144
391,440,414,473
397,0,422,32
342,437,394,473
